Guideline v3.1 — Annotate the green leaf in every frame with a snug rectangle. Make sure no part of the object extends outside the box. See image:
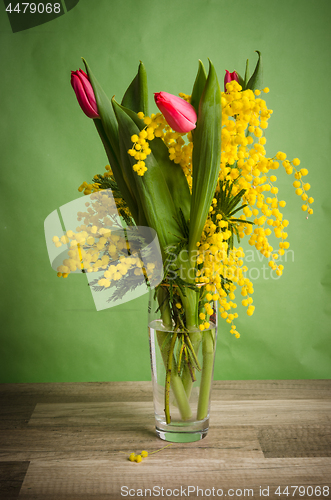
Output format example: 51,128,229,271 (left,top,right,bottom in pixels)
190,60,207,116
229,218,253,224
236,71,245,89
246,51,263,91
93,119,139,223
148,138,191,224
81,59,139,222
189,60,222,256
82,58,120,161
227,188,247,213
112,99,184,252
121,61,149,115
228,204,248,218
244,58,250,88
